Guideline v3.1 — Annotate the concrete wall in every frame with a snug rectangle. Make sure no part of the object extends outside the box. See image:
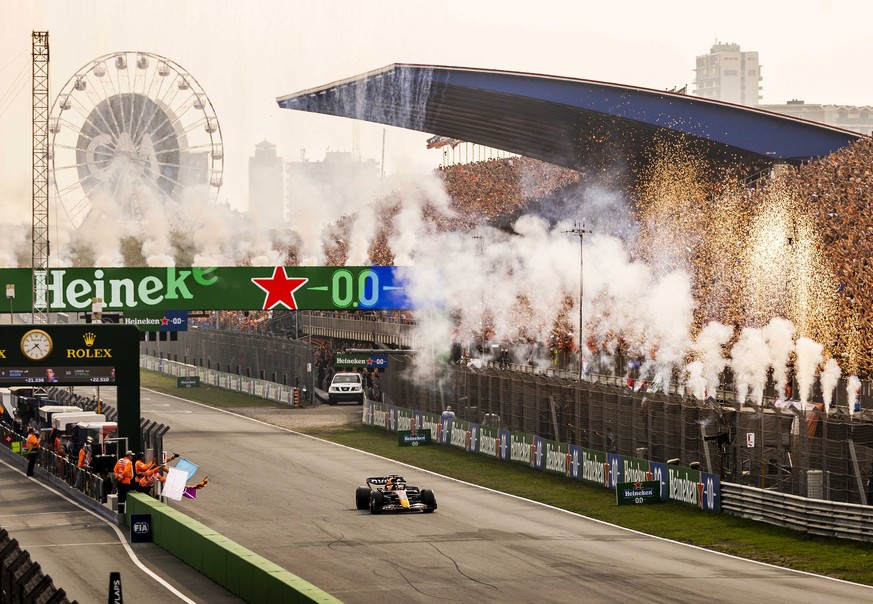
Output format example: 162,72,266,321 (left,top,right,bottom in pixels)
125,493,339,603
